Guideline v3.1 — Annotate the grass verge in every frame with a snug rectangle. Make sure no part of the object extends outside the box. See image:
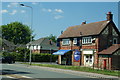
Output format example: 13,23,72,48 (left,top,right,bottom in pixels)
22,63,120,77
